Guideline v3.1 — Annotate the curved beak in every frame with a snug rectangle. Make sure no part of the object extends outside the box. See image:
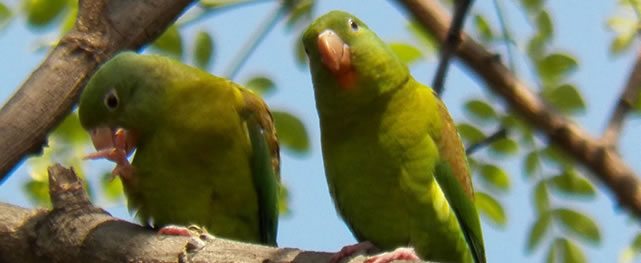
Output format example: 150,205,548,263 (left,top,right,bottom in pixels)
317,30,352,74
89,127,137,157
